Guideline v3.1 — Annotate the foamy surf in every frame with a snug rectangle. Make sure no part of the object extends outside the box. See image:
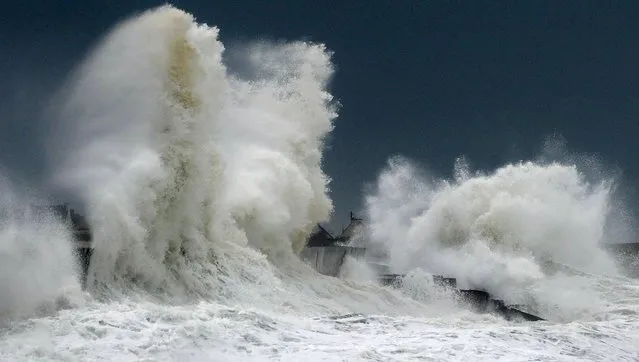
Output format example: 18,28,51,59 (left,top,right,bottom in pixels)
361,155,636,321
0,4,637,361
